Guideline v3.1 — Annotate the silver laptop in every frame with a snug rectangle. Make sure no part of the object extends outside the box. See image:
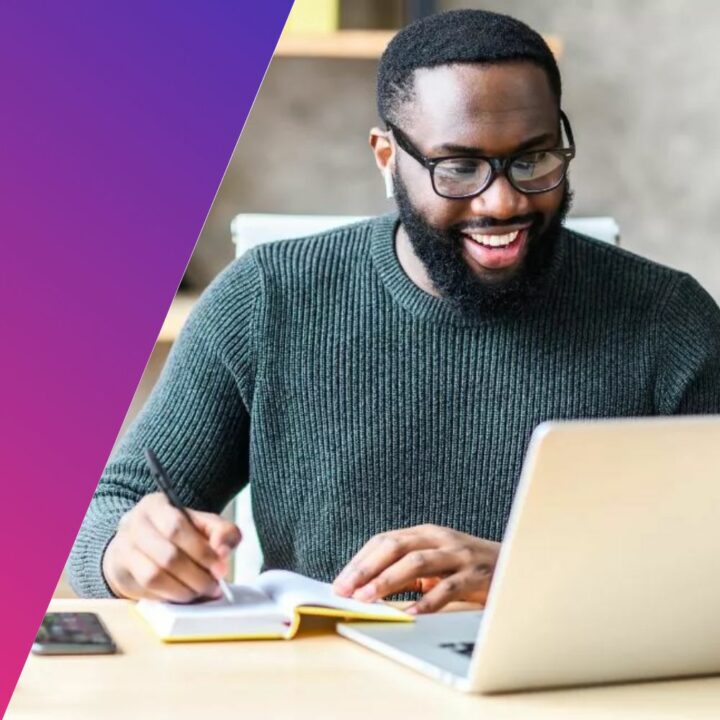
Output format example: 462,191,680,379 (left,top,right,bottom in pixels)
337,416,720,694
